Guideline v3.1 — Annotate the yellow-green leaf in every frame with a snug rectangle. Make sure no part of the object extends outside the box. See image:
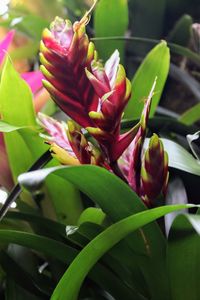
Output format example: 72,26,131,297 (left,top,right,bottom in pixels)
124,42,170,119
94,0,128,62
